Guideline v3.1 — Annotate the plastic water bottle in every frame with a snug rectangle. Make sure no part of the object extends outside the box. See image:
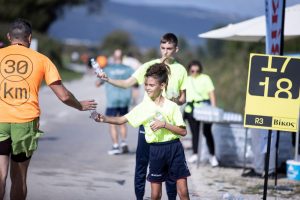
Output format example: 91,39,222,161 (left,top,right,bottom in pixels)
155,112,164,121
150,112,164,126
89,110,99,120
90,58,102,75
